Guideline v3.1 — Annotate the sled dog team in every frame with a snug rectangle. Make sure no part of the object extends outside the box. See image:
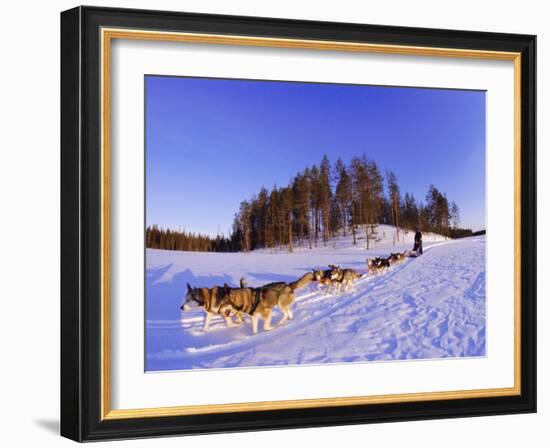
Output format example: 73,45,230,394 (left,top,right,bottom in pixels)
366,250,411,274
181,272,314,334
182,250,411,334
